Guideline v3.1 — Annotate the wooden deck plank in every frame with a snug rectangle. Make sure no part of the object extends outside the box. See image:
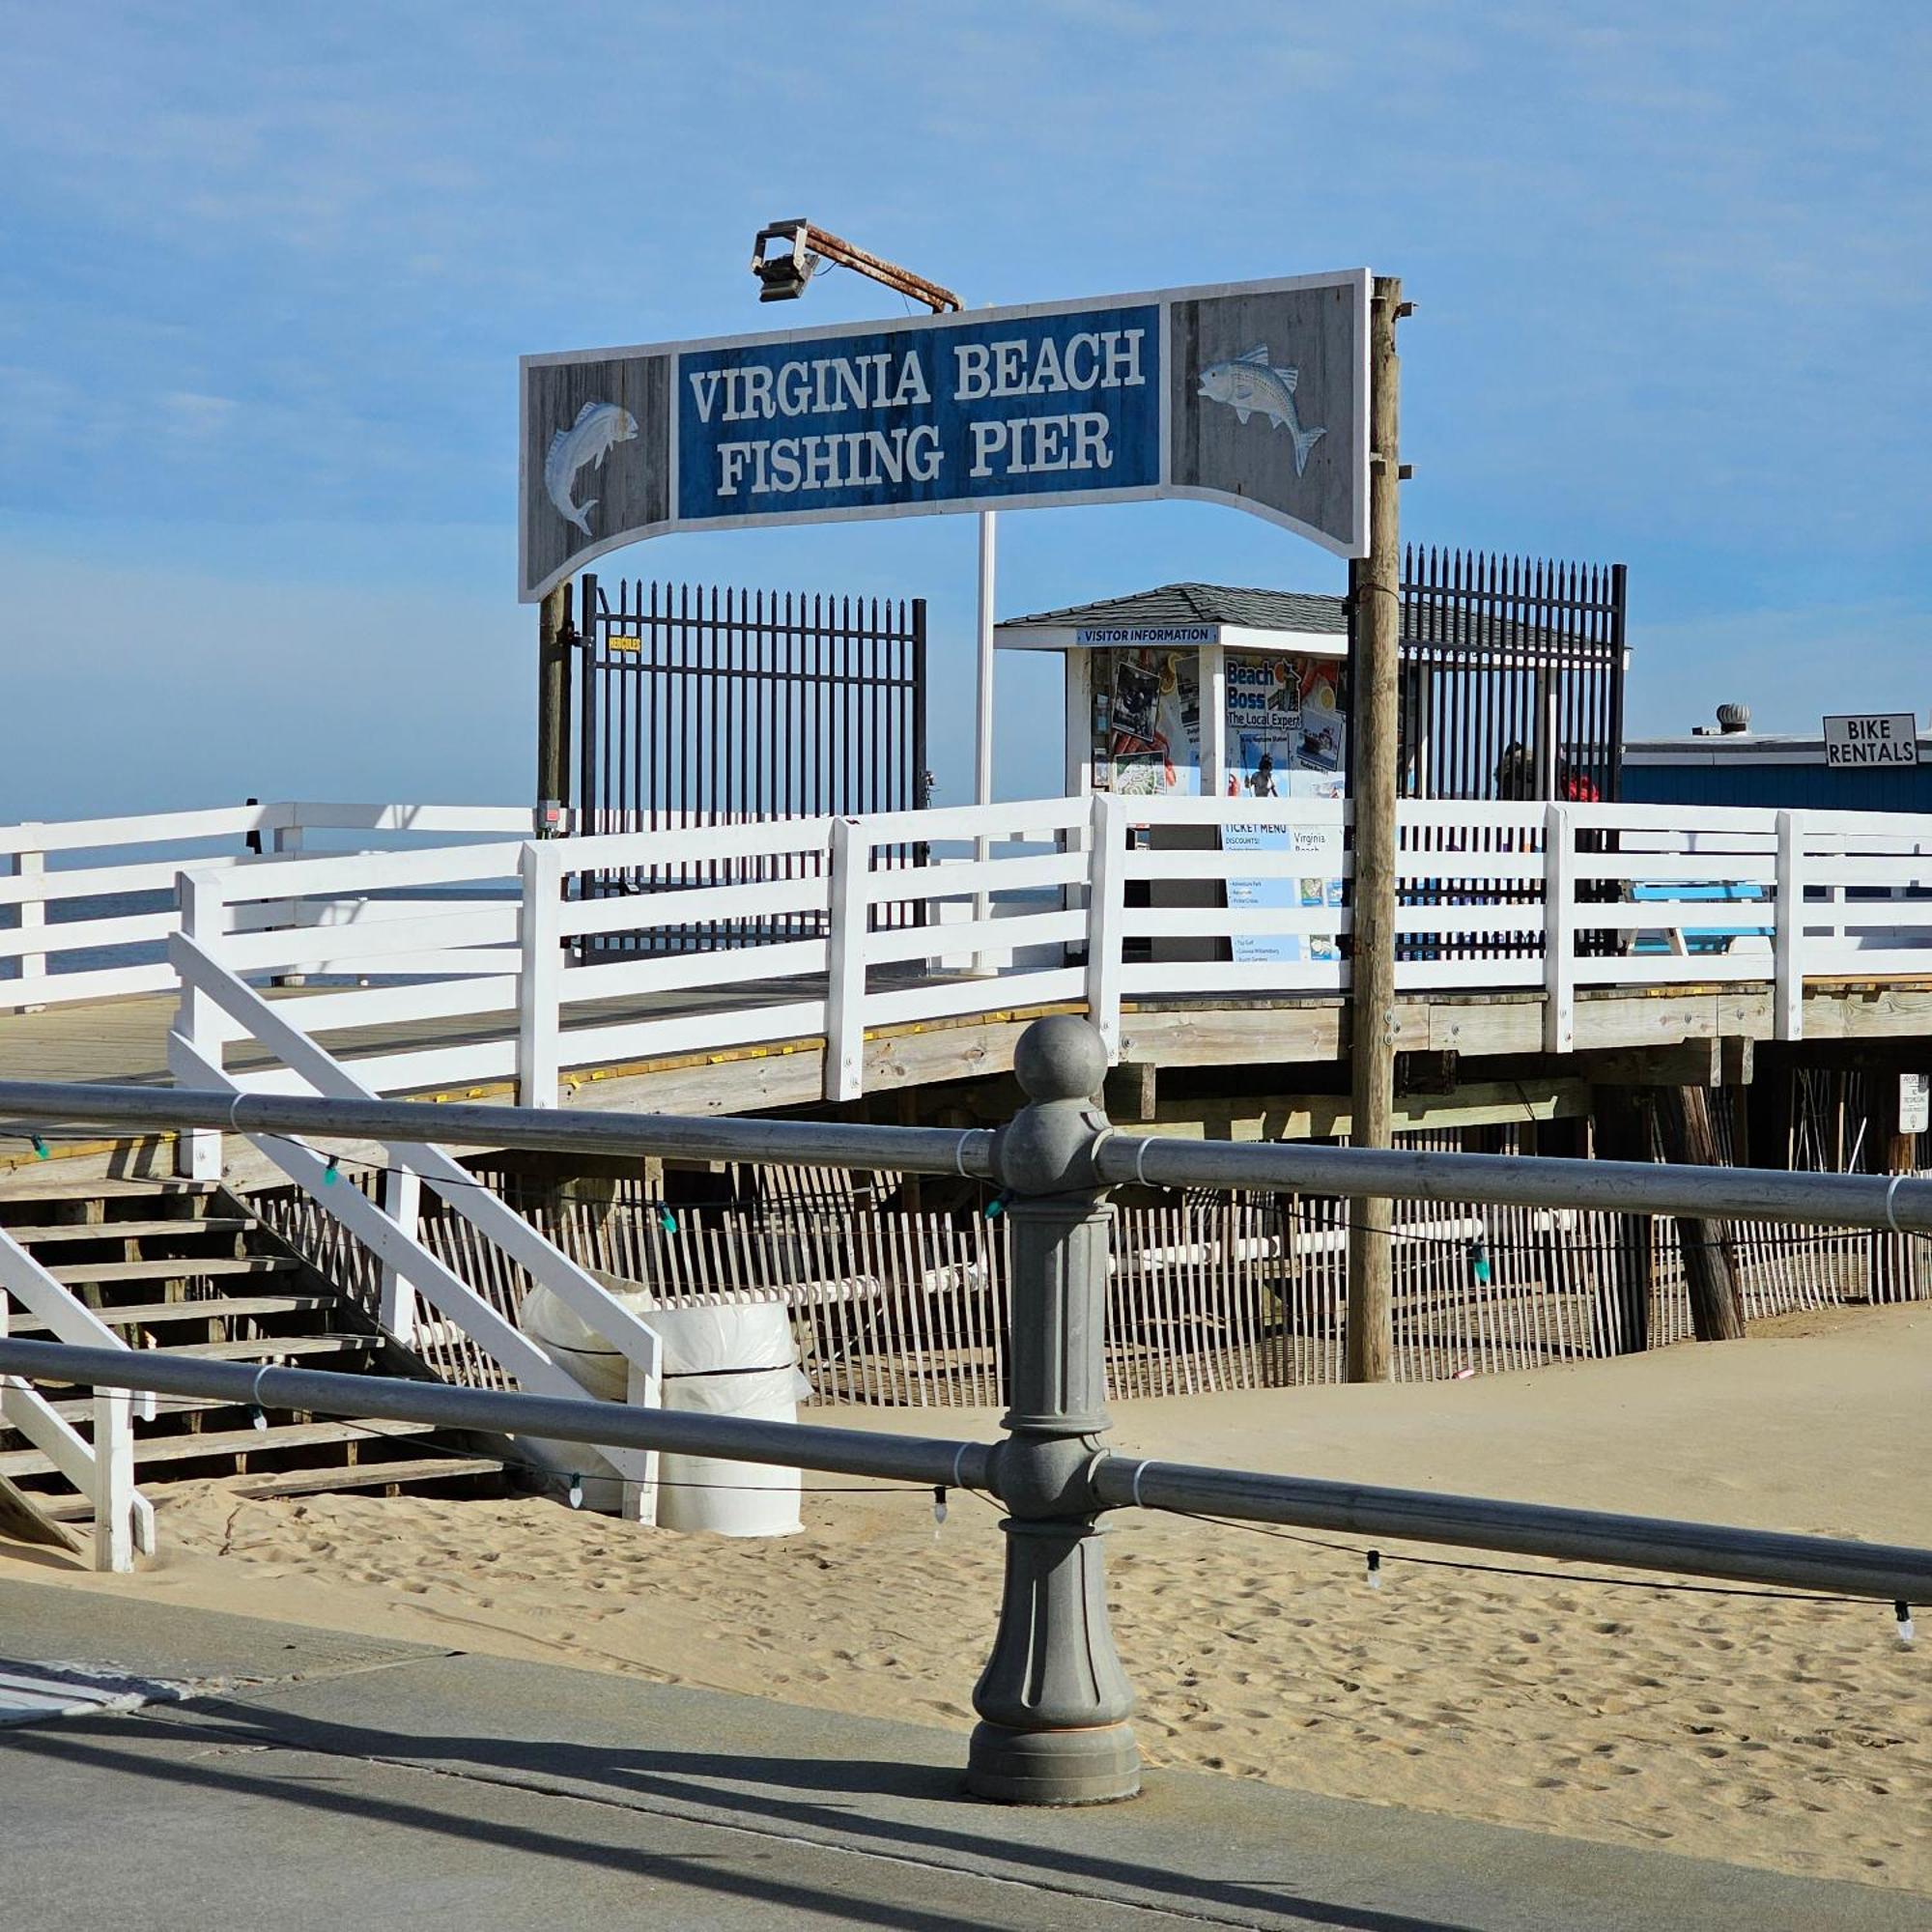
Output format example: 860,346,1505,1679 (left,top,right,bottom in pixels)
10,971,1932,1199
